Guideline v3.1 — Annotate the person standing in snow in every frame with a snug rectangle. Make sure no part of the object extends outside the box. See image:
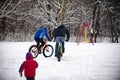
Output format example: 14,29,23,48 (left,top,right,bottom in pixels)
34,27,51,52
19,52,38,80
54,24,70,58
